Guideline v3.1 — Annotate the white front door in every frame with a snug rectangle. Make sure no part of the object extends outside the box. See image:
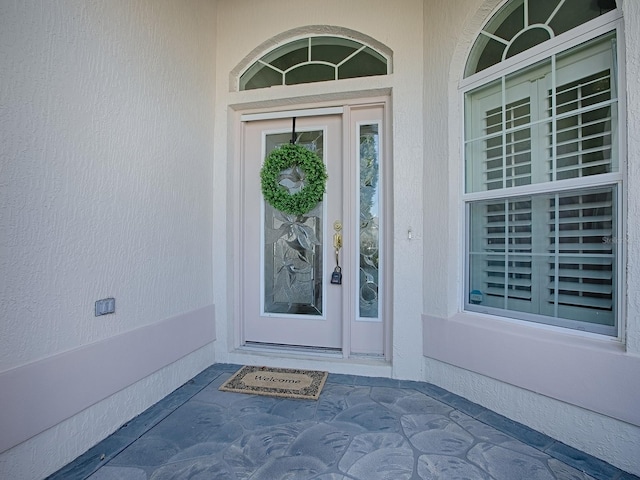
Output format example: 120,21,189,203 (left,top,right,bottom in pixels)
241,105,385,355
